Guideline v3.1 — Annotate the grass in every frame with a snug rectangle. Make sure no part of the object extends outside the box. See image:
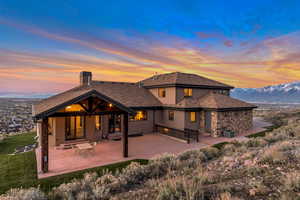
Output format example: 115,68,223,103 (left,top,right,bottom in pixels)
0,132,37,194
0,132,148,194
0,132,36,154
